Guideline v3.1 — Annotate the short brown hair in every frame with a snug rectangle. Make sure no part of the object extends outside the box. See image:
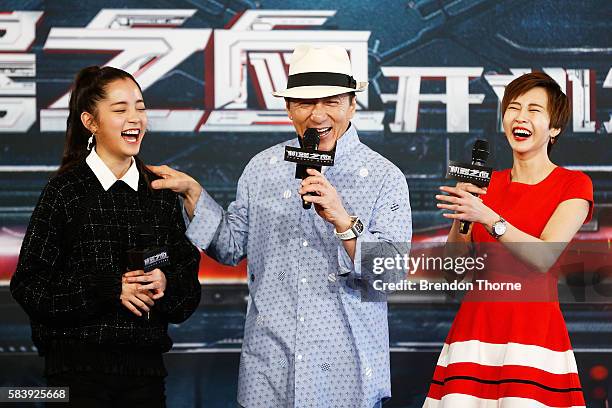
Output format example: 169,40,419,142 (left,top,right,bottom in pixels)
502,72,570,152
